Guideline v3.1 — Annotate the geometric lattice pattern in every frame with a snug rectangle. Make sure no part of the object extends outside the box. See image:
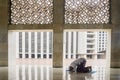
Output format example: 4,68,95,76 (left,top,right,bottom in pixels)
65,0,109,24
11,0,53,24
